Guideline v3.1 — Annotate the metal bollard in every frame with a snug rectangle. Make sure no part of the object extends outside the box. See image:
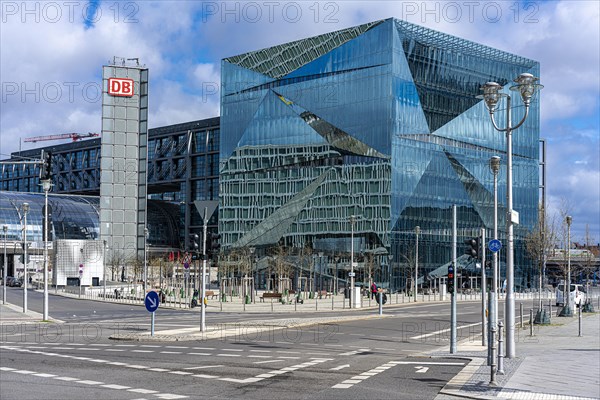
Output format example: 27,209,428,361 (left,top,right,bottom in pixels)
529,309,534,336
271,298,274,312
316,295,318,311
332,293,334,310
578,305,582,337
549,299,552,320
497,321,505,375
520,303,524,328
489,323,497,386
378,292,383,316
